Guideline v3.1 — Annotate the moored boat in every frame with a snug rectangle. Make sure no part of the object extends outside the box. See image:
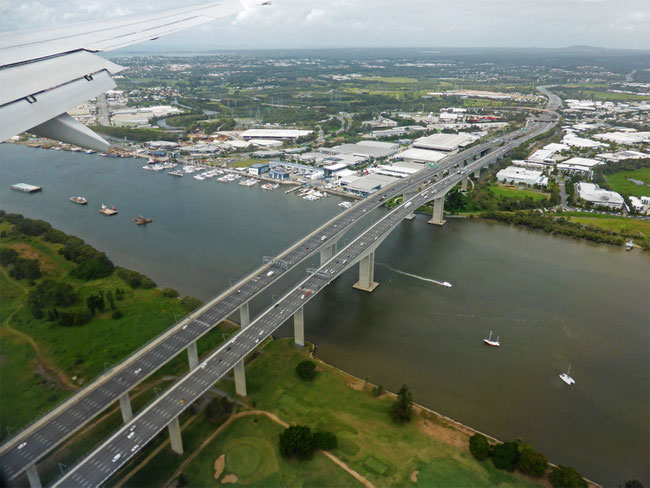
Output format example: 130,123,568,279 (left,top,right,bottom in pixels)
99,204,118,216
134,215,152,226
483,330,500,347
559,365,575,385
69,196,88,205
